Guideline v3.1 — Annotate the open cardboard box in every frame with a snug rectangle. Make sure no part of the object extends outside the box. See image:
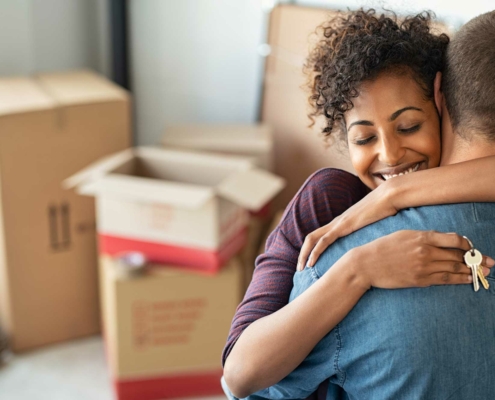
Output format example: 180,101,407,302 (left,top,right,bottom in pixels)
65,147,285,273
162,123,274,171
